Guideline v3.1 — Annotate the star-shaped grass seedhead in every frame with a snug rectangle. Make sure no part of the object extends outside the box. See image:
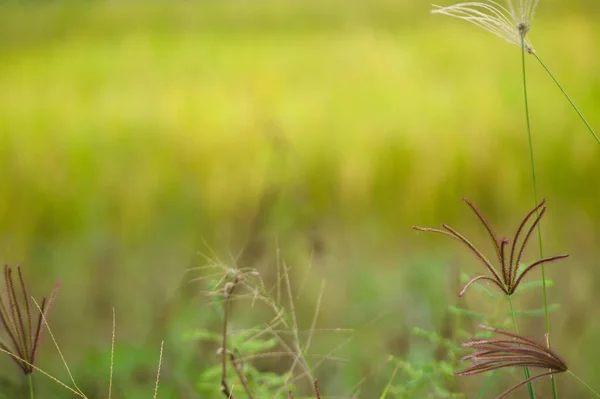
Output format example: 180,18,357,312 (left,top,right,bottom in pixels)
457,324,567,399
413,198,568,297
432,0,539,53
0,265,60,375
